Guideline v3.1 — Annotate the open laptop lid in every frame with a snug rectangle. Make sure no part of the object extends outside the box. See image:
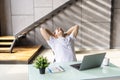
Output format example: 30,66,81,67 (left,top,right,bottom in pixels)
79,53,106,70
